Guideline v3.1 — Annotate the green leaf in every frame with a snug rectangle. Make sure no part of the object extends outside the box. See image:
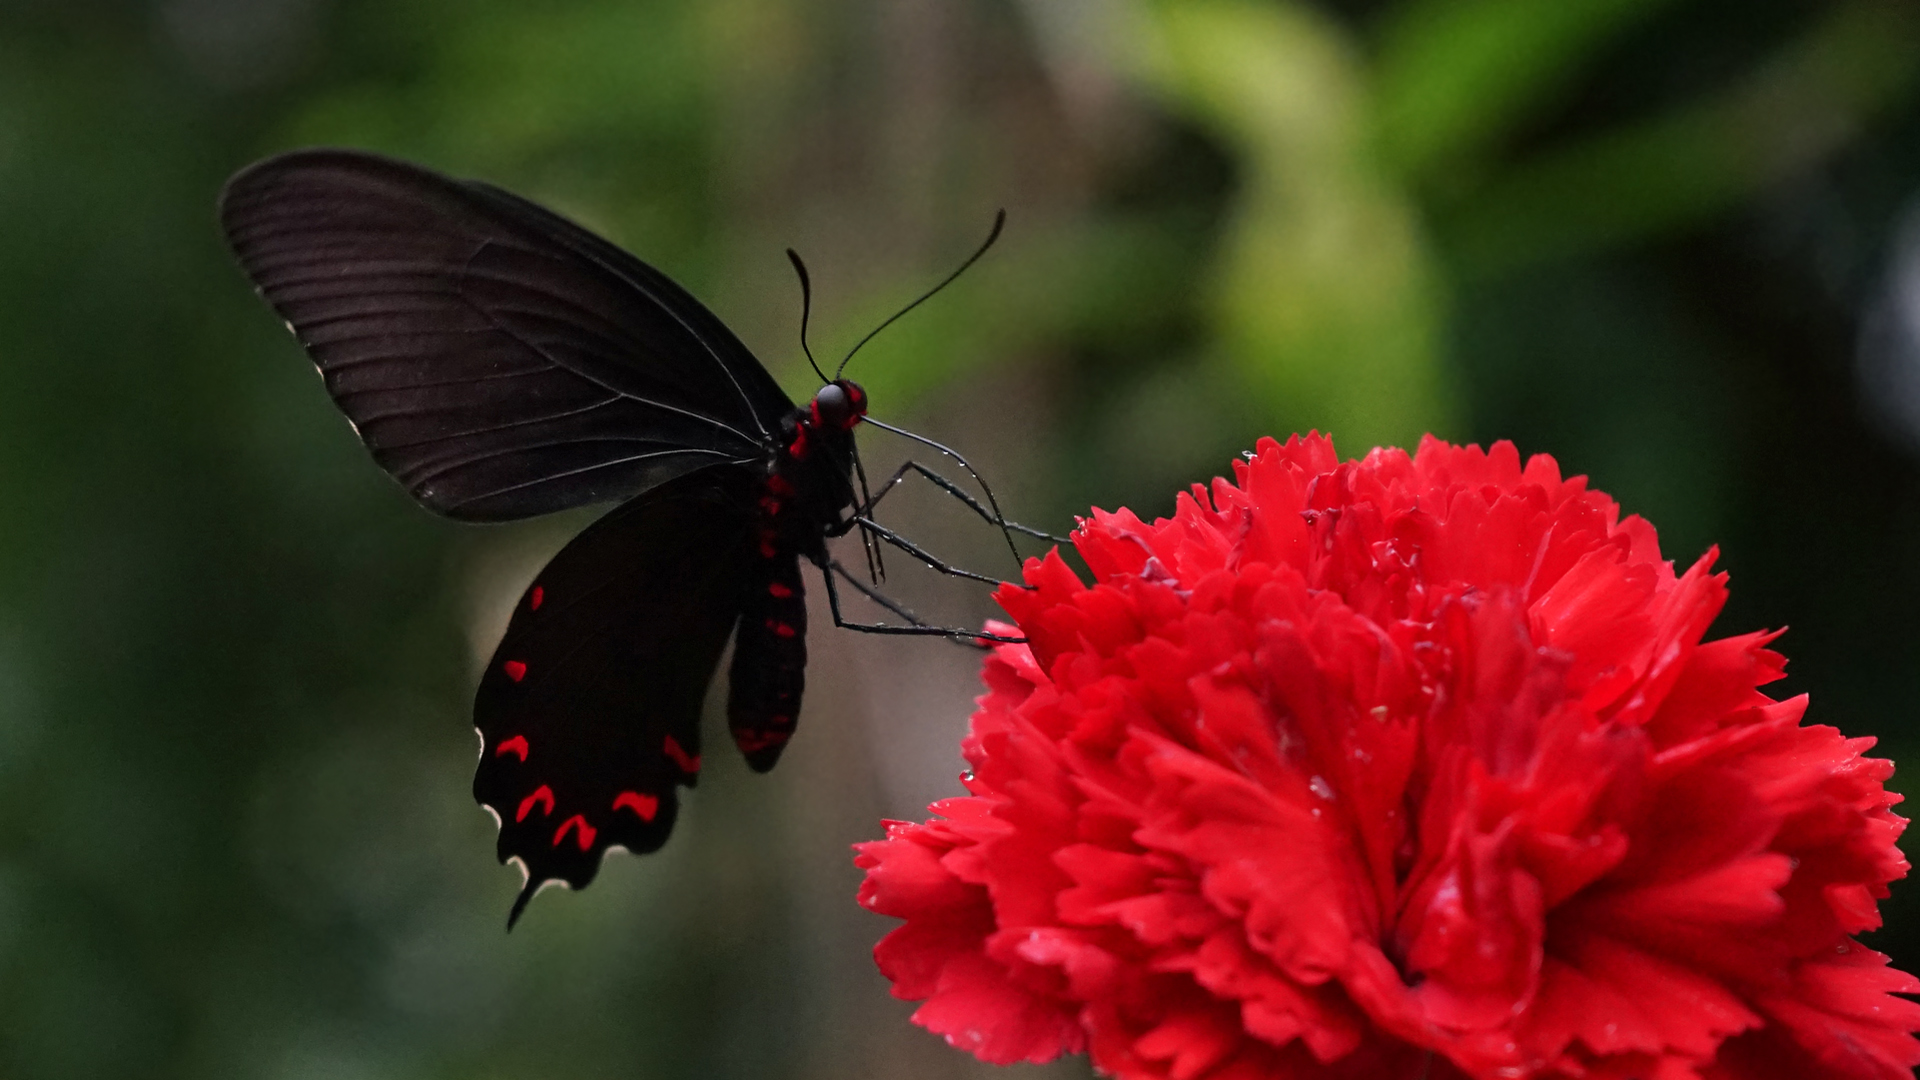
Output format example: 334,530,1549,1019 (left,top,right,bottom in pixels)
1131,0,1455,449
1372,0,1681,181
1443,1,1920,273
